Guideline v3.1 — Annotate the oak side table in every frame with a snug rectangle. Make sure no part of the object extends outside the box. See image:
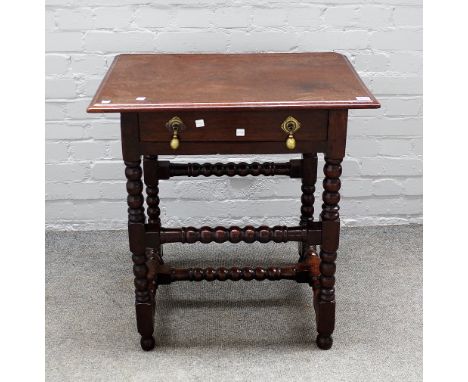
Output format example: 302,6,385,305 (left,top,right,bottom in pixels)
87,53,380,351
